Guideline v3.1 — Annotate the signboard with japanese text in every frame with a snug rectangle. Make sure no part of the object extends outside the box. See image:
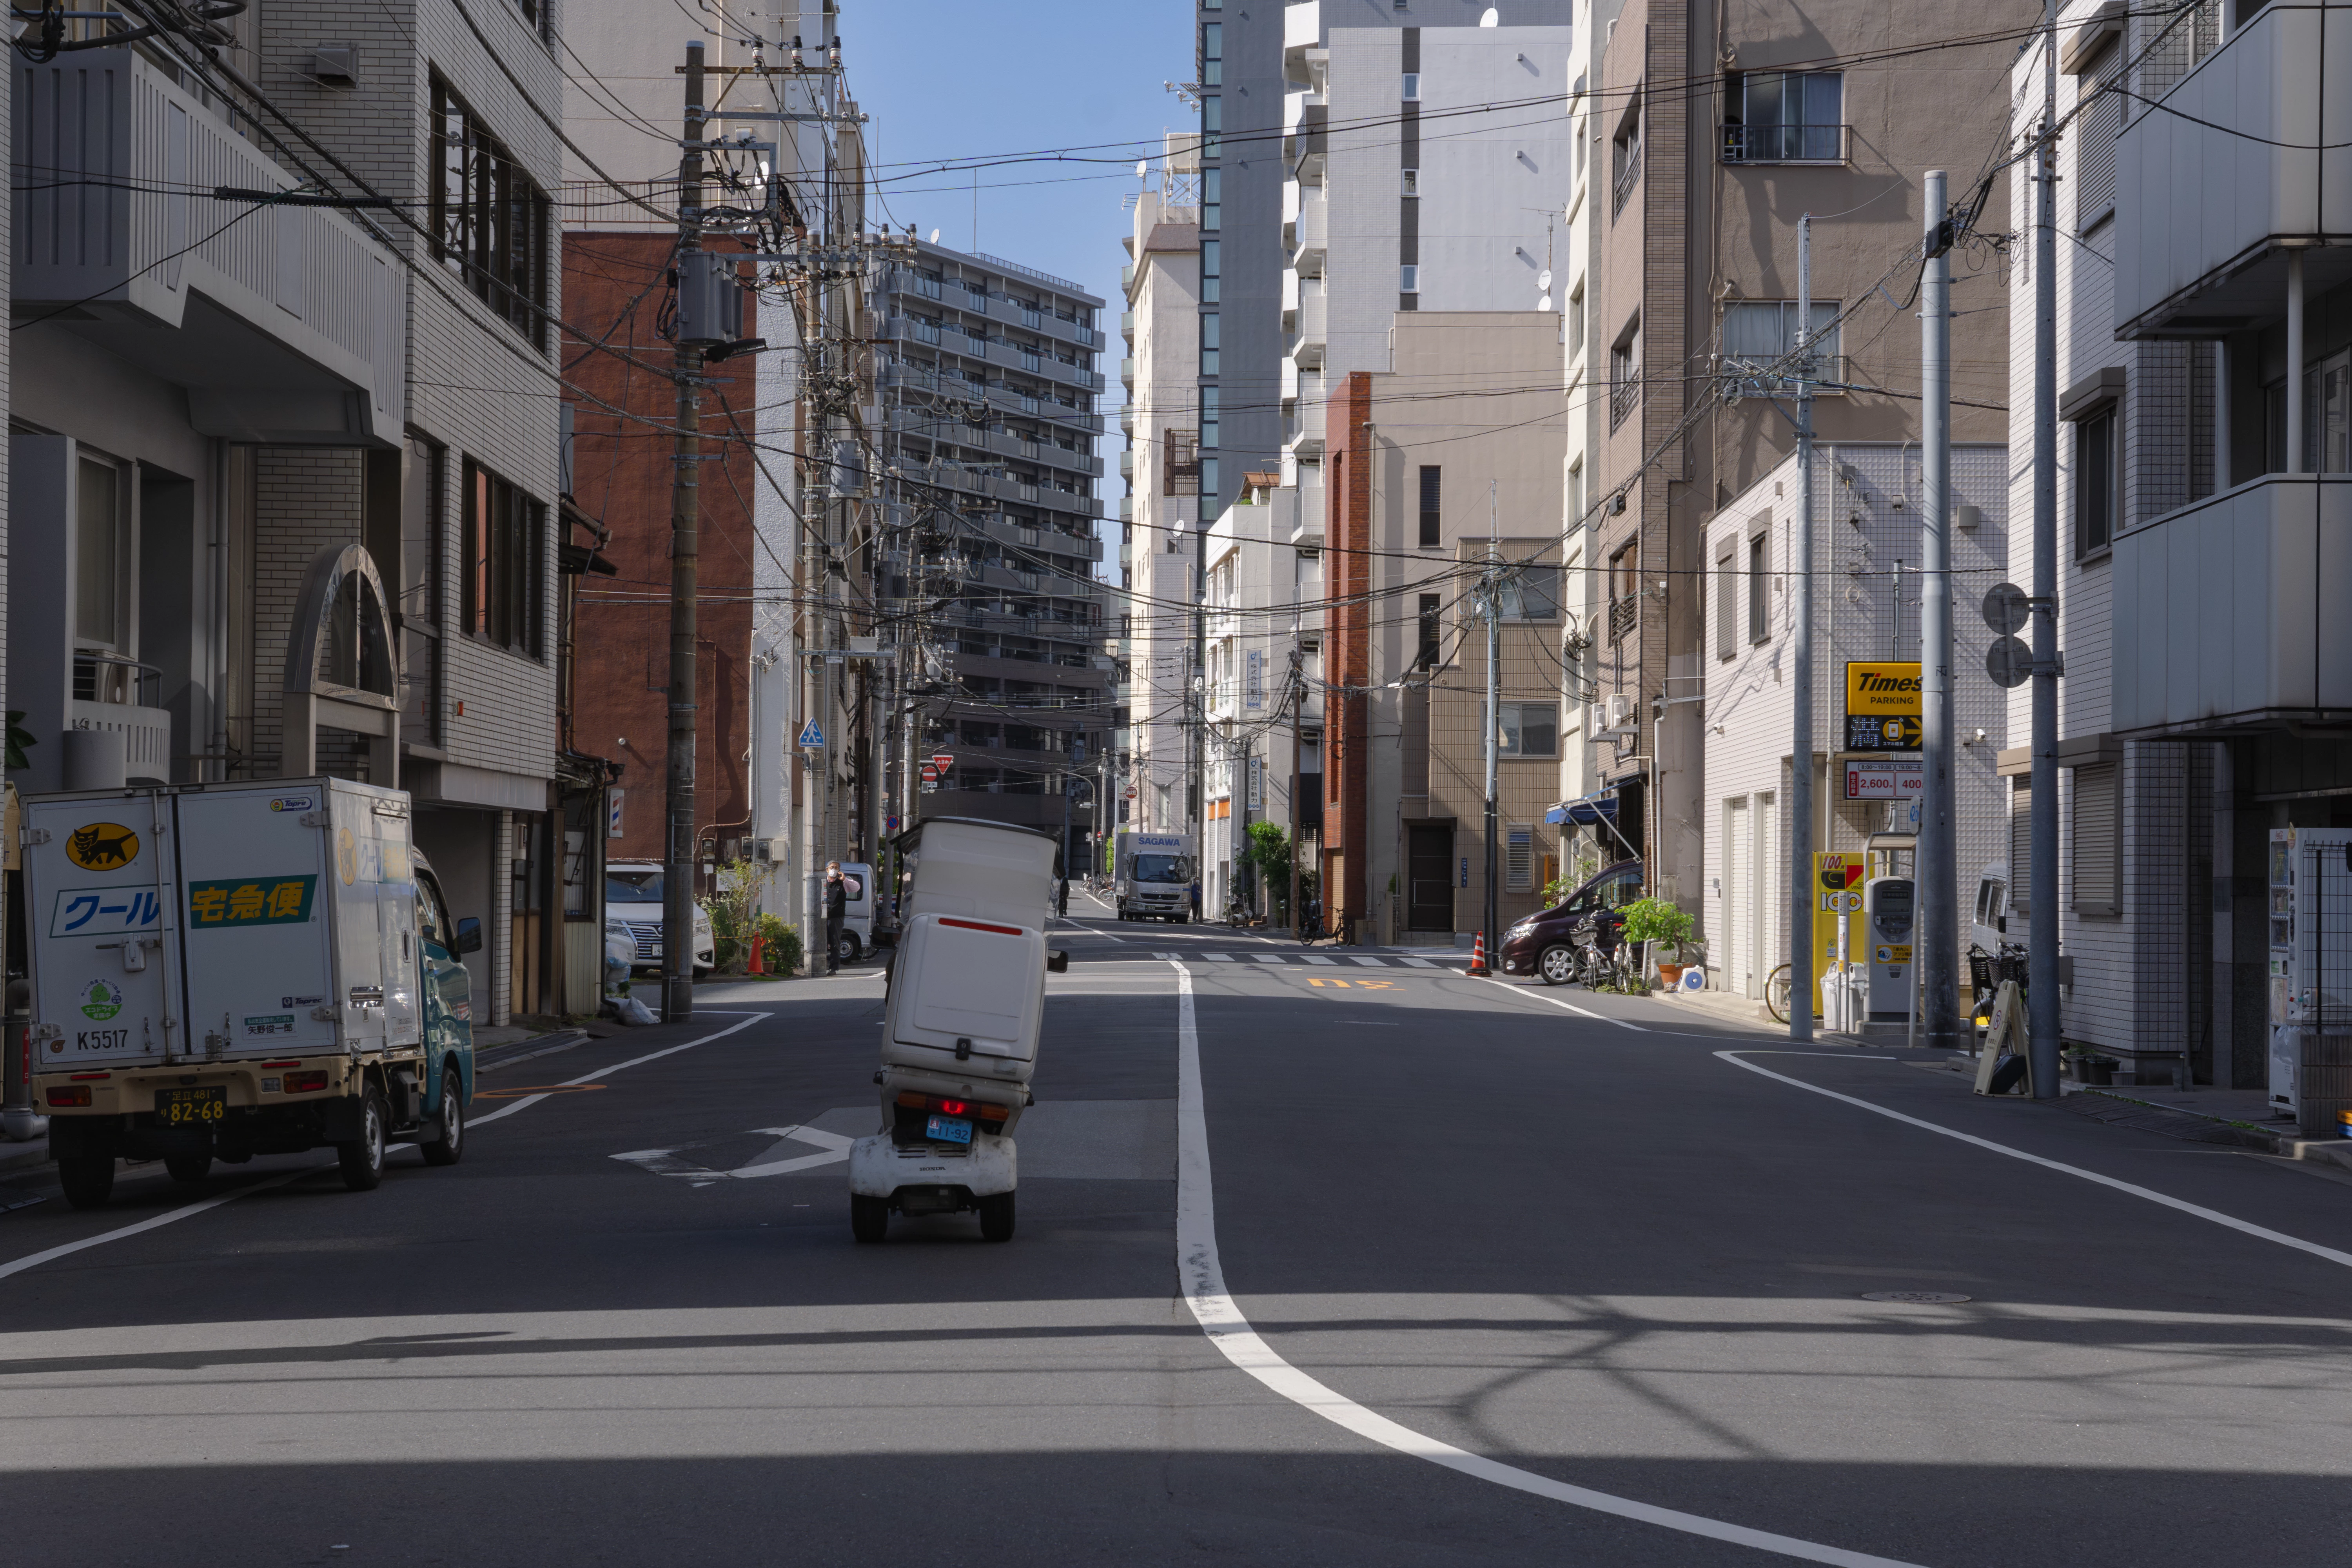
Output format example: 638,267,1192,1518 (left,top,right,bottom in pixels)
1844,662,1923,751
1844,758,1924,801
